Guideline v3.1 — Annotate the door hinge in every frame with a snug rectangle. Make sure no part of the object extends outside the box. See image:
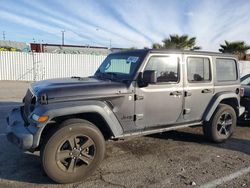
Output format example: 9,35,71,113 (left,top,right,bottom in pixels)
184,91,192,97
134,94,144,101
183,108,191,114
133,114,144,121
